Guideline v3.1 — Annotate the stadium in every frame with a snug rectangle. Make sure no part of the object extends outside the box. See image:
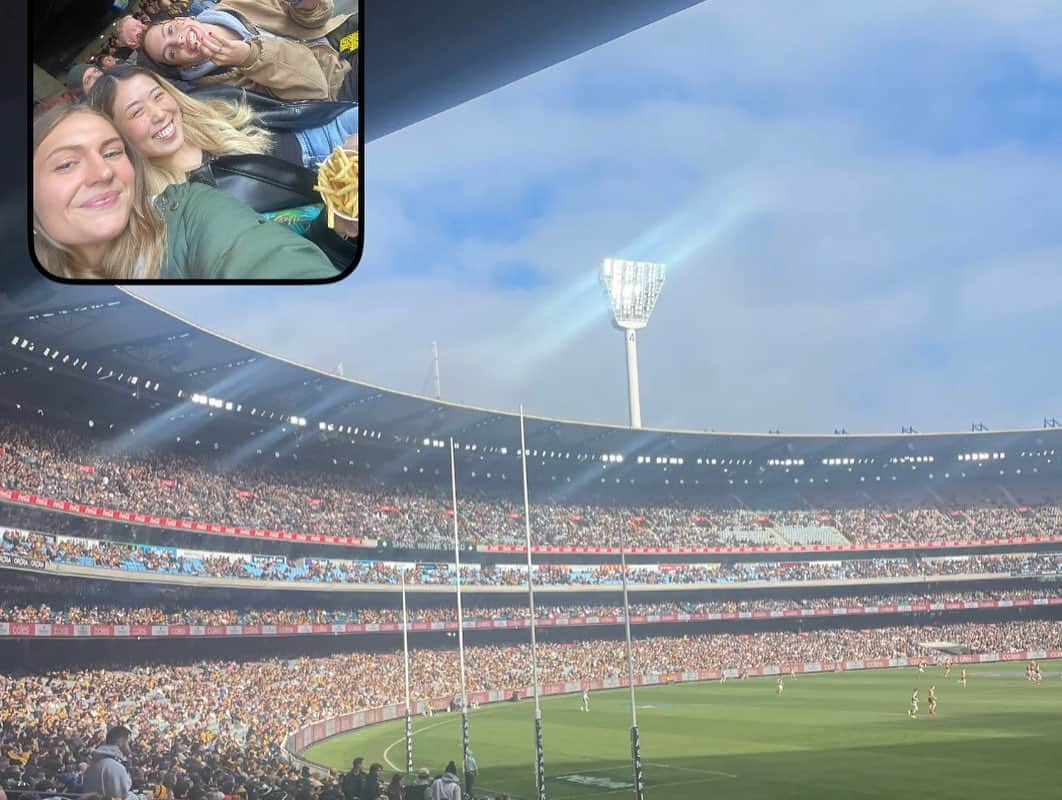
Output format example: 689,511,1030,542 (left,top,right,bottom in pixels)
12,2,1062,800
1,275,1060,800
